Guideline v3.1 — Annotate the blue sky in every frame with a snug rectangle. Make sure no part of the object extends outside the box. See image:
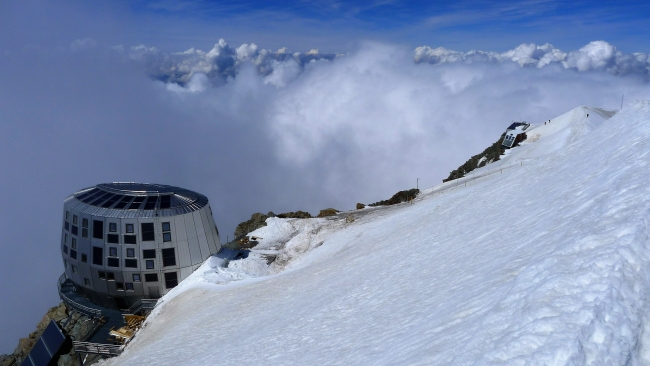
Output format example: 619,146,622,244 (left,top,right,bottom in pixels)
121,0,650,53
